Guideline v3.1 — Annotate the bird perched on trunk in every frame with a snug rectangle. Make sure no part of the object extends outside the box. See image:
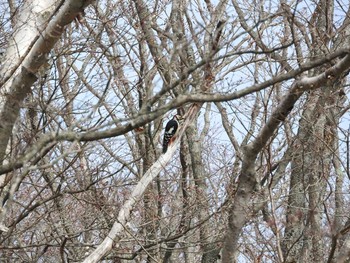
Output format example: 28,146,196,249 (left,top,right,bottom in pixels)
162,114,183,153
